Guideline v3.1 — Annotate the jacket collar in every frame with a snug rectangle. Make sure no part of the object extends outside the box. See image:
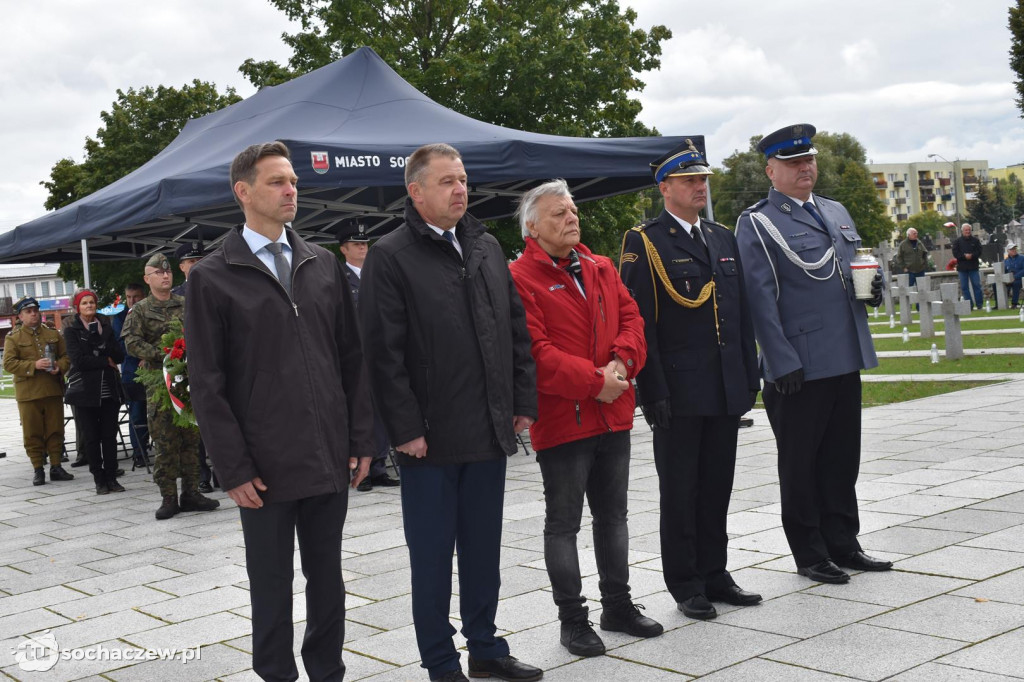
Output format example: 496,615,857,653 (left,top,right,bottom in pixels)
658,209,710,264
403,197,487,245
523,236,599,267
768,188,825,234
221,224,316,272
